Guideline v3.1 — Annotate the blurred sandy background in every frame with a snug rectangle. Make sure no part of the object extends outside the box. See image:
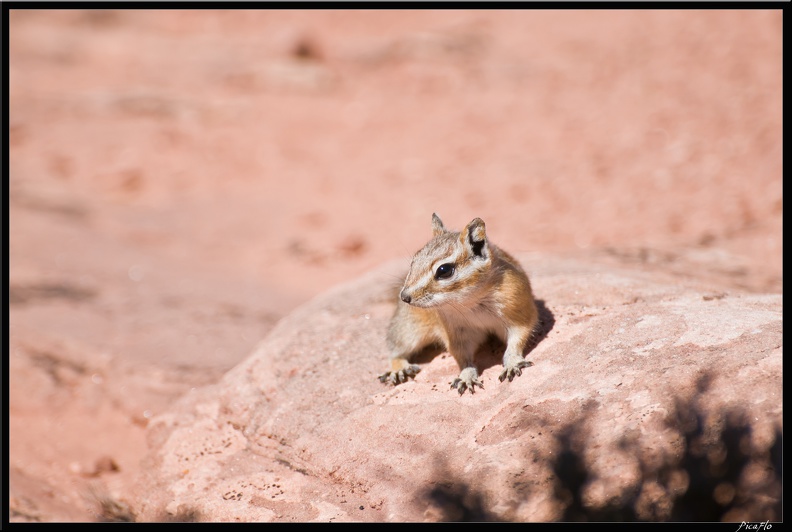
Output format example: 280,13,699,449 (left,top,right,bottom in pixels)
8,9,782,521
